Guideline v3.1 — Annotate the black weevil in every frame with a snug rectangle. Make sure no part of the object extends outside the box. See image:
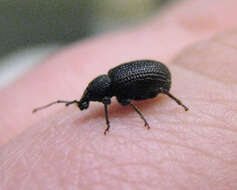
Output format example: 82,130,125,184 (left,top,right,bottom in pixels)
33,60,188,135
